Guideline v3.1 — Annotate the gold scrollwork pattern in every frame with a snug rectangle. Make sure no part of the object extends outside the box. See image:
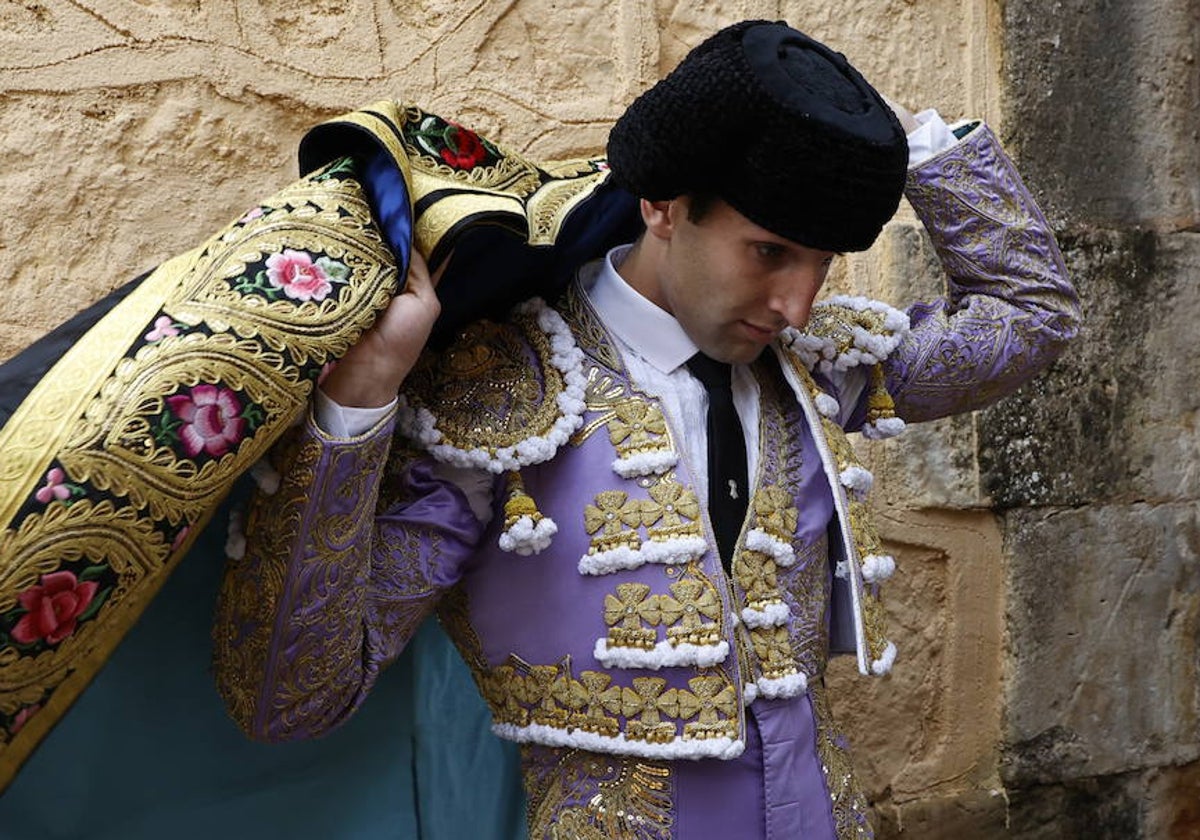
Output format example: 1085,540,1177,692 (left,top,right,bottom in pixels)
401,313,565,456
1,157,397,789
482,655,739,748
523,746,675,840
